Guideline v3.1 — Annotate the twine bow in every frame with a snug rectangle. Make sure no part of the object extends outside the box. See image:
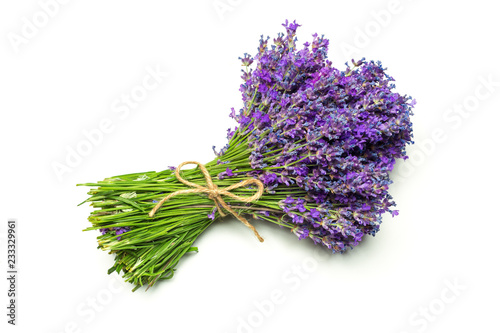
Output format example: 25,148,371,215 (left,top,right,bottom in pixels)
149,161,265,242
